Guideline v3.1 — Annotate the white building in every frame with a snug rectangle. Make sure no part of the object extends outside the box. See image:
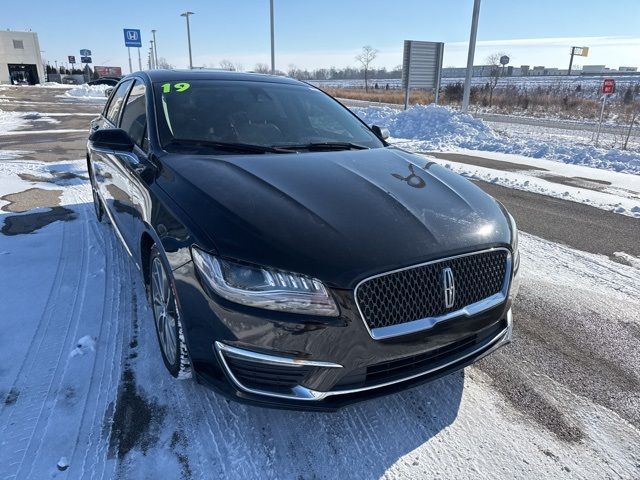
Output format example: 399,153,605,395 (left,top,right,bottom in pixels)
0,30,45,85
